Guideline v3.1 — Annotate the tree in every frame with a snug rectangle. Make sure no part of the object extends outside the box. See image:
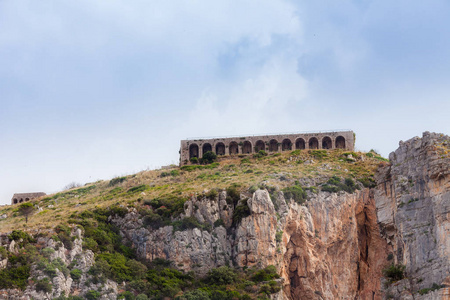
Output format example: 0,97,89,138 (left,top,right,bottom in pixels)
18,203,35,223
